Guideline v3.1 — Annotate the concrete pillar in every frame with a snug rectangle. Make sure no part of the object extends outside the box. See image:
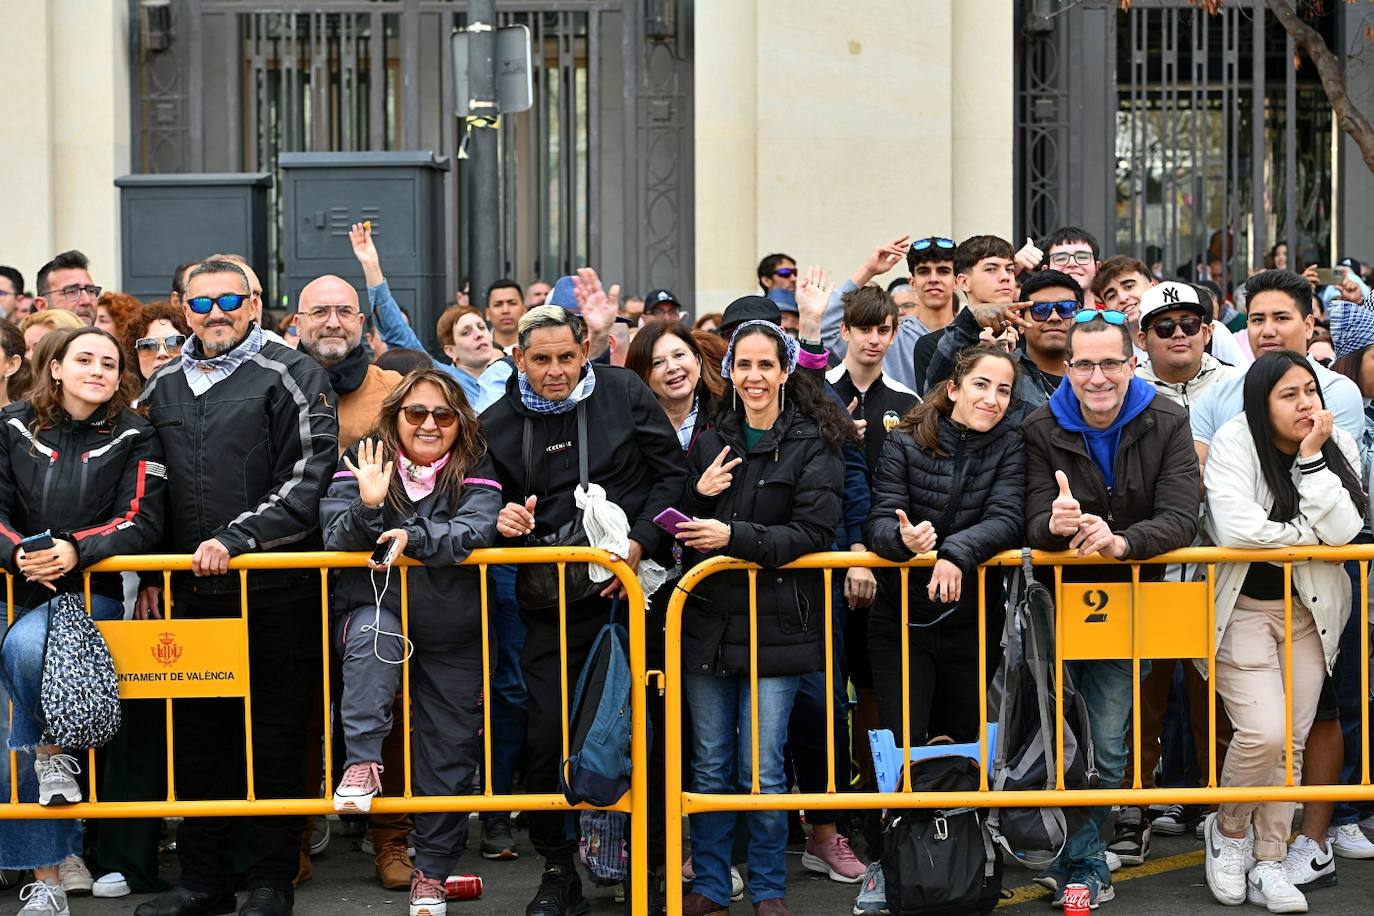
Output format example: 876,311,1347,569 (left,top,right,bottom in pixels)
0,0,56,287
951,0,1015,242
